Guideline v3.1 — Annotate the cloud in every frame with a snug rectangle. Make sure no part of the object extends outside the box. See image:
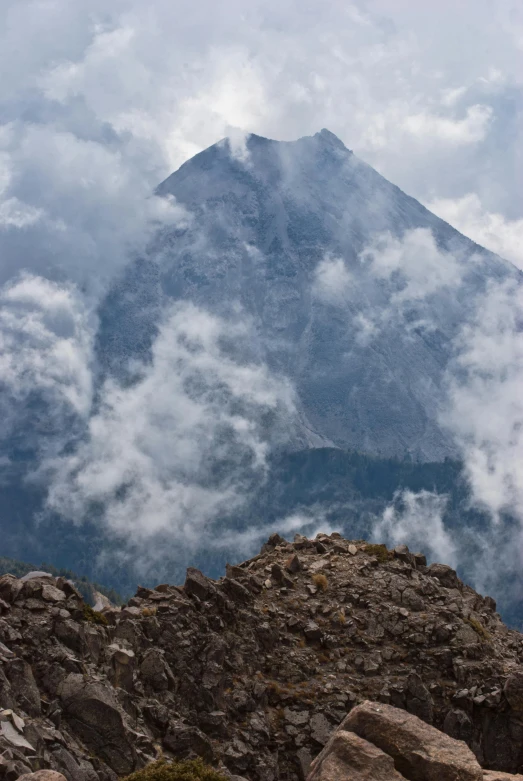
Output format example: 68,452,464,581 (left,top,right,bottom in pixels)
312,255,353,305
0,274,94,445
442,279,523,523
45,301,297,550
372,489,457,567
360,228,464,304
427,193,523,269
